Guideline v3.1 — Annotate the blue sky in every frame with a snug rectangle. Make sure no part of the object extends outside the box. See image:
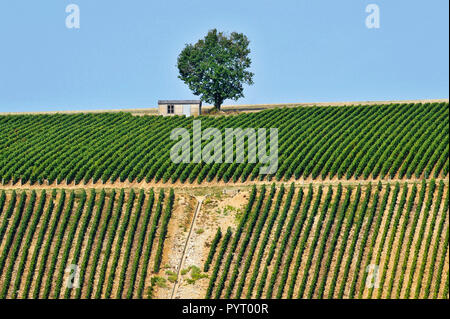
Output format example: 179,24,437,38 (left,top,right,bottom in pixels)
0,0,448,112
